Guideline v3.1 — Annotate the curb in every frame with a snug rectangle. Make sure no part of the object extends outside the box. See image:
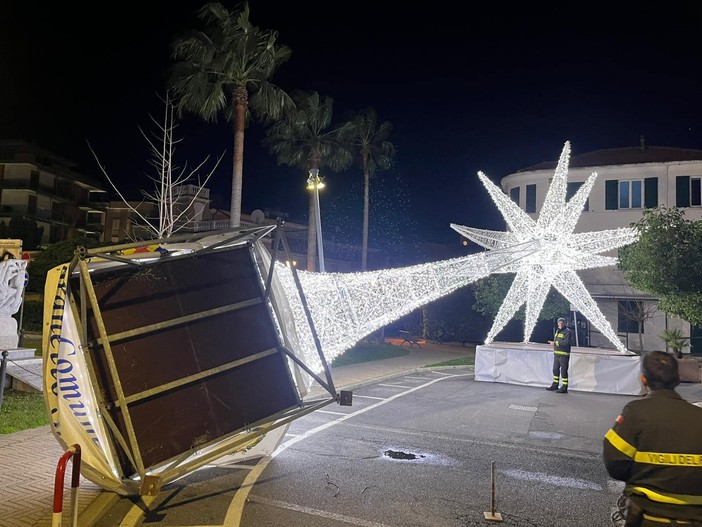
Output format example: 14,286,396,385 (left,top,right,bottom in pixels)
79,491,121,526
